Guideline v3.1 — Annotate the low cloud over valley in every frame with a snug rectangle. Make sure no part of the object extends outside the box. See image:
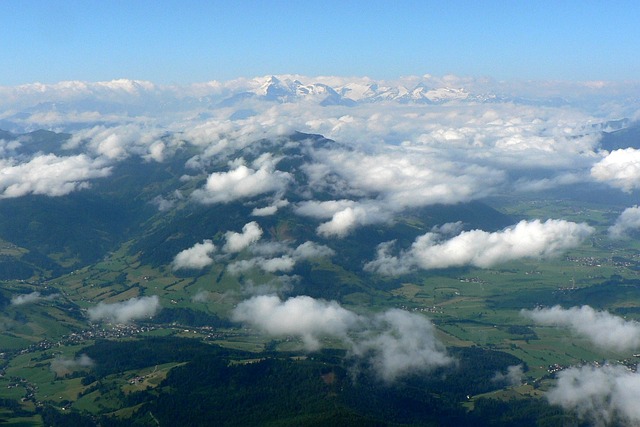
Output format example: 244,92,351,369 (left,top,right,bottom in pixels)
87,296,161,324
232,294,452,381
523,305,640,352
3,74,640,423
365,219,594,275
